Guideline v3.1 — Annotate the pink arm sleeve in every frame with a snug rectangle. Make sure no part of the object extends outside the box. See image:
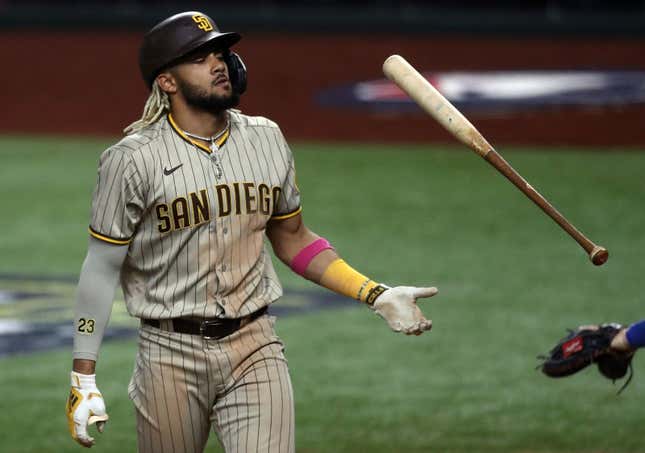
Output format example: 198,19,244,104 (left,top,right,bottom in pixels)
290,238,334,276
